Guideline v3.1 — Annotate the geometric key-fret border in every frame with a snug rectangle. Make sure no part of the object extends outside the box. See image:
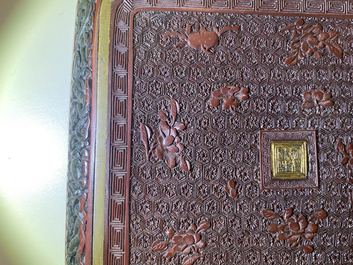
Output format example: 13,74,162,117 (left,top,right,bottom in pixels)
104,1,353,265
